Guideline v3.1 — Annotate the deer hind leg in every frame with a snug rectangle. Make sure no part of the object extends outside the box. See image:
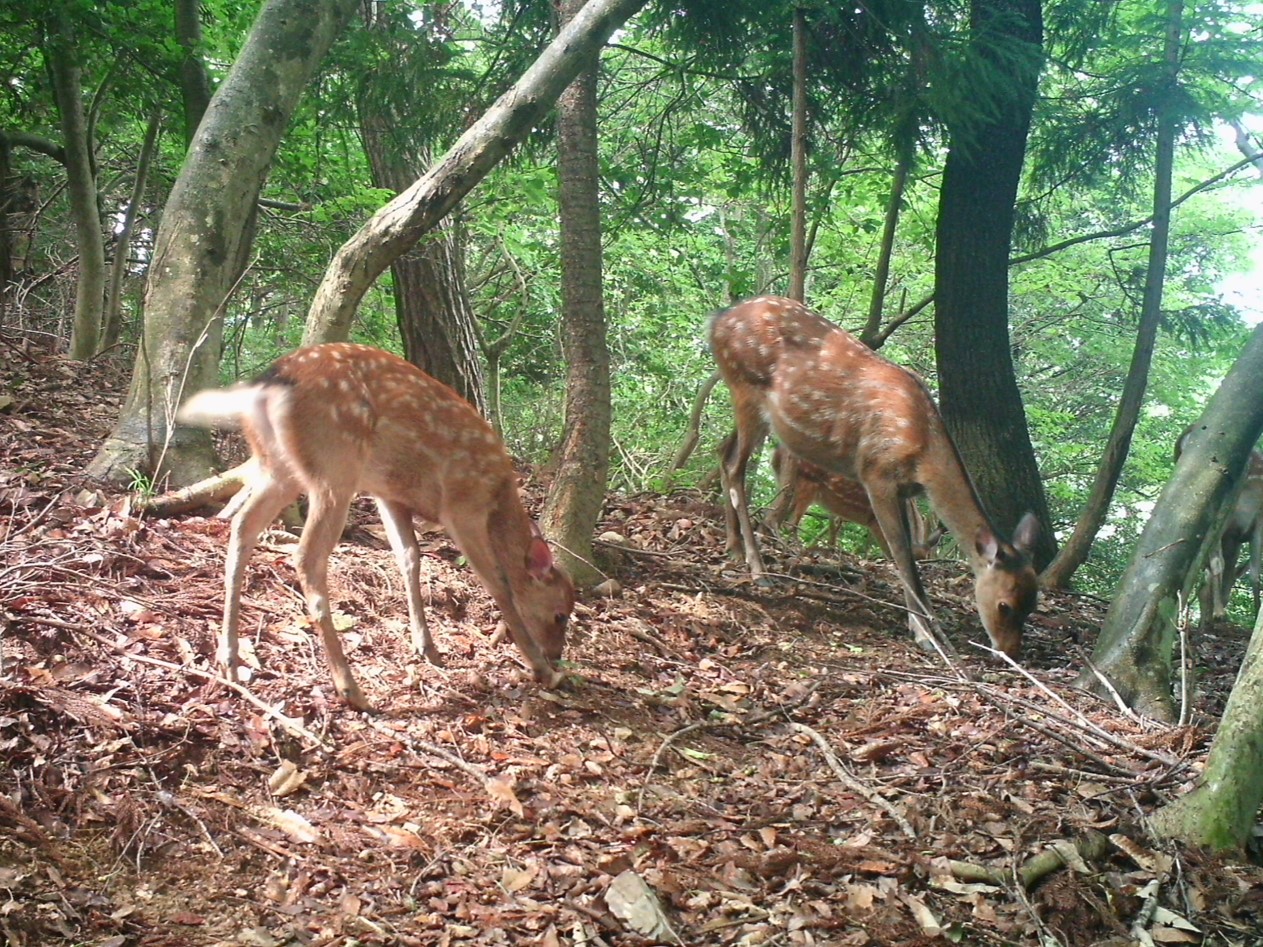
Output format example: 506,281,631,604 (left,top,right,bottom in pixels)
865,484,949,655
718,412,770,580
374,498,442,666
294,489,369,710
220,472,299,680
1213,539,1240,620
